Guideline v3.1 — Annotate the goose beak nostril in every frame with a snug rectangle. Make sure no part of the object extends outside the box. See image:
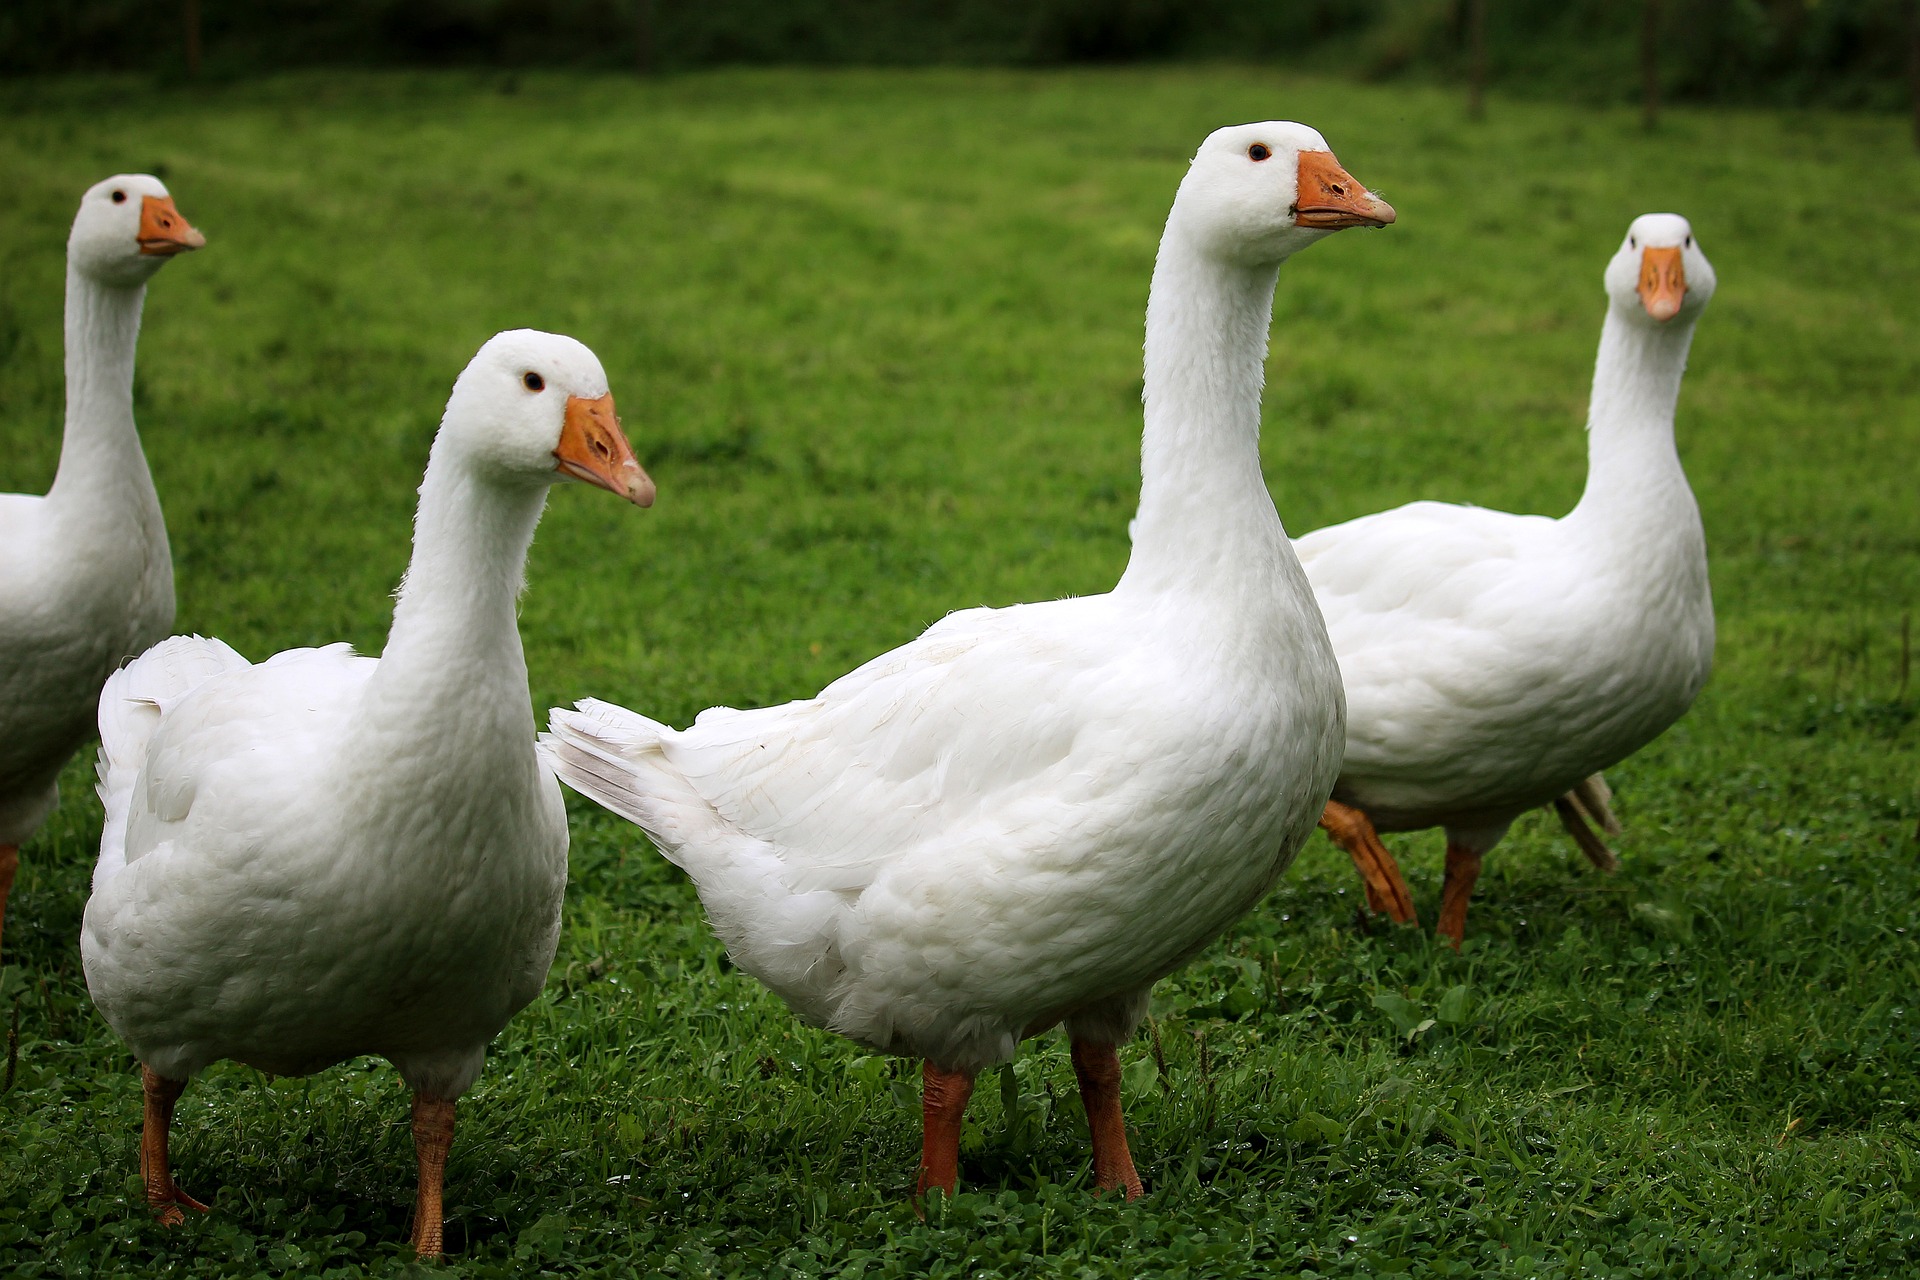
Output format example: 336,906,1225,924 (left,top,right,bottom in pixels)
137,195,206,256
1636,247,1687,321
1292,151,1396,230
555,392,654,507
